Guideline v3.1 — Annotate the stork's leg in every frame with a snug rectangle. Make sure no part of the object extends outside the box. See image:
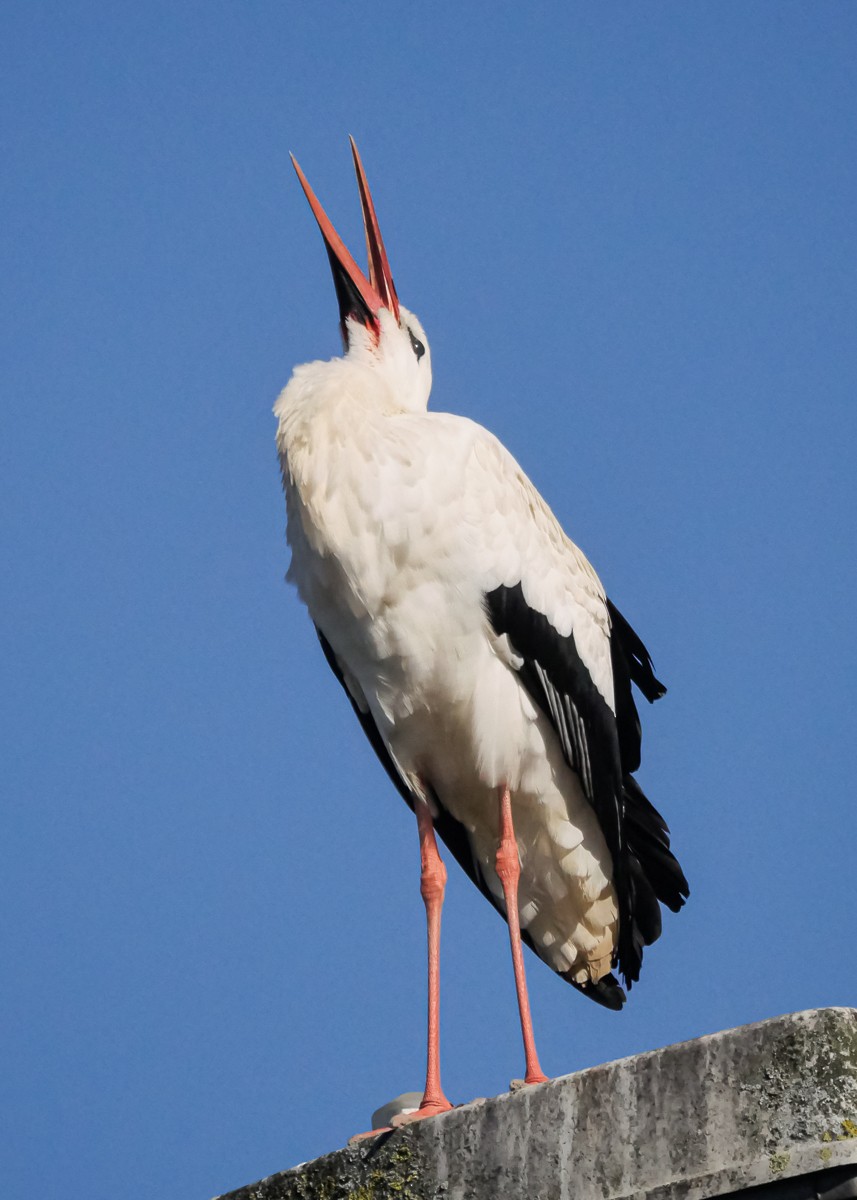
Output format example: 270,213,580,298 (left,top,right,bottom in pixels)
349,798,452,1143
413,797,453,1116
495,785,549,1085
